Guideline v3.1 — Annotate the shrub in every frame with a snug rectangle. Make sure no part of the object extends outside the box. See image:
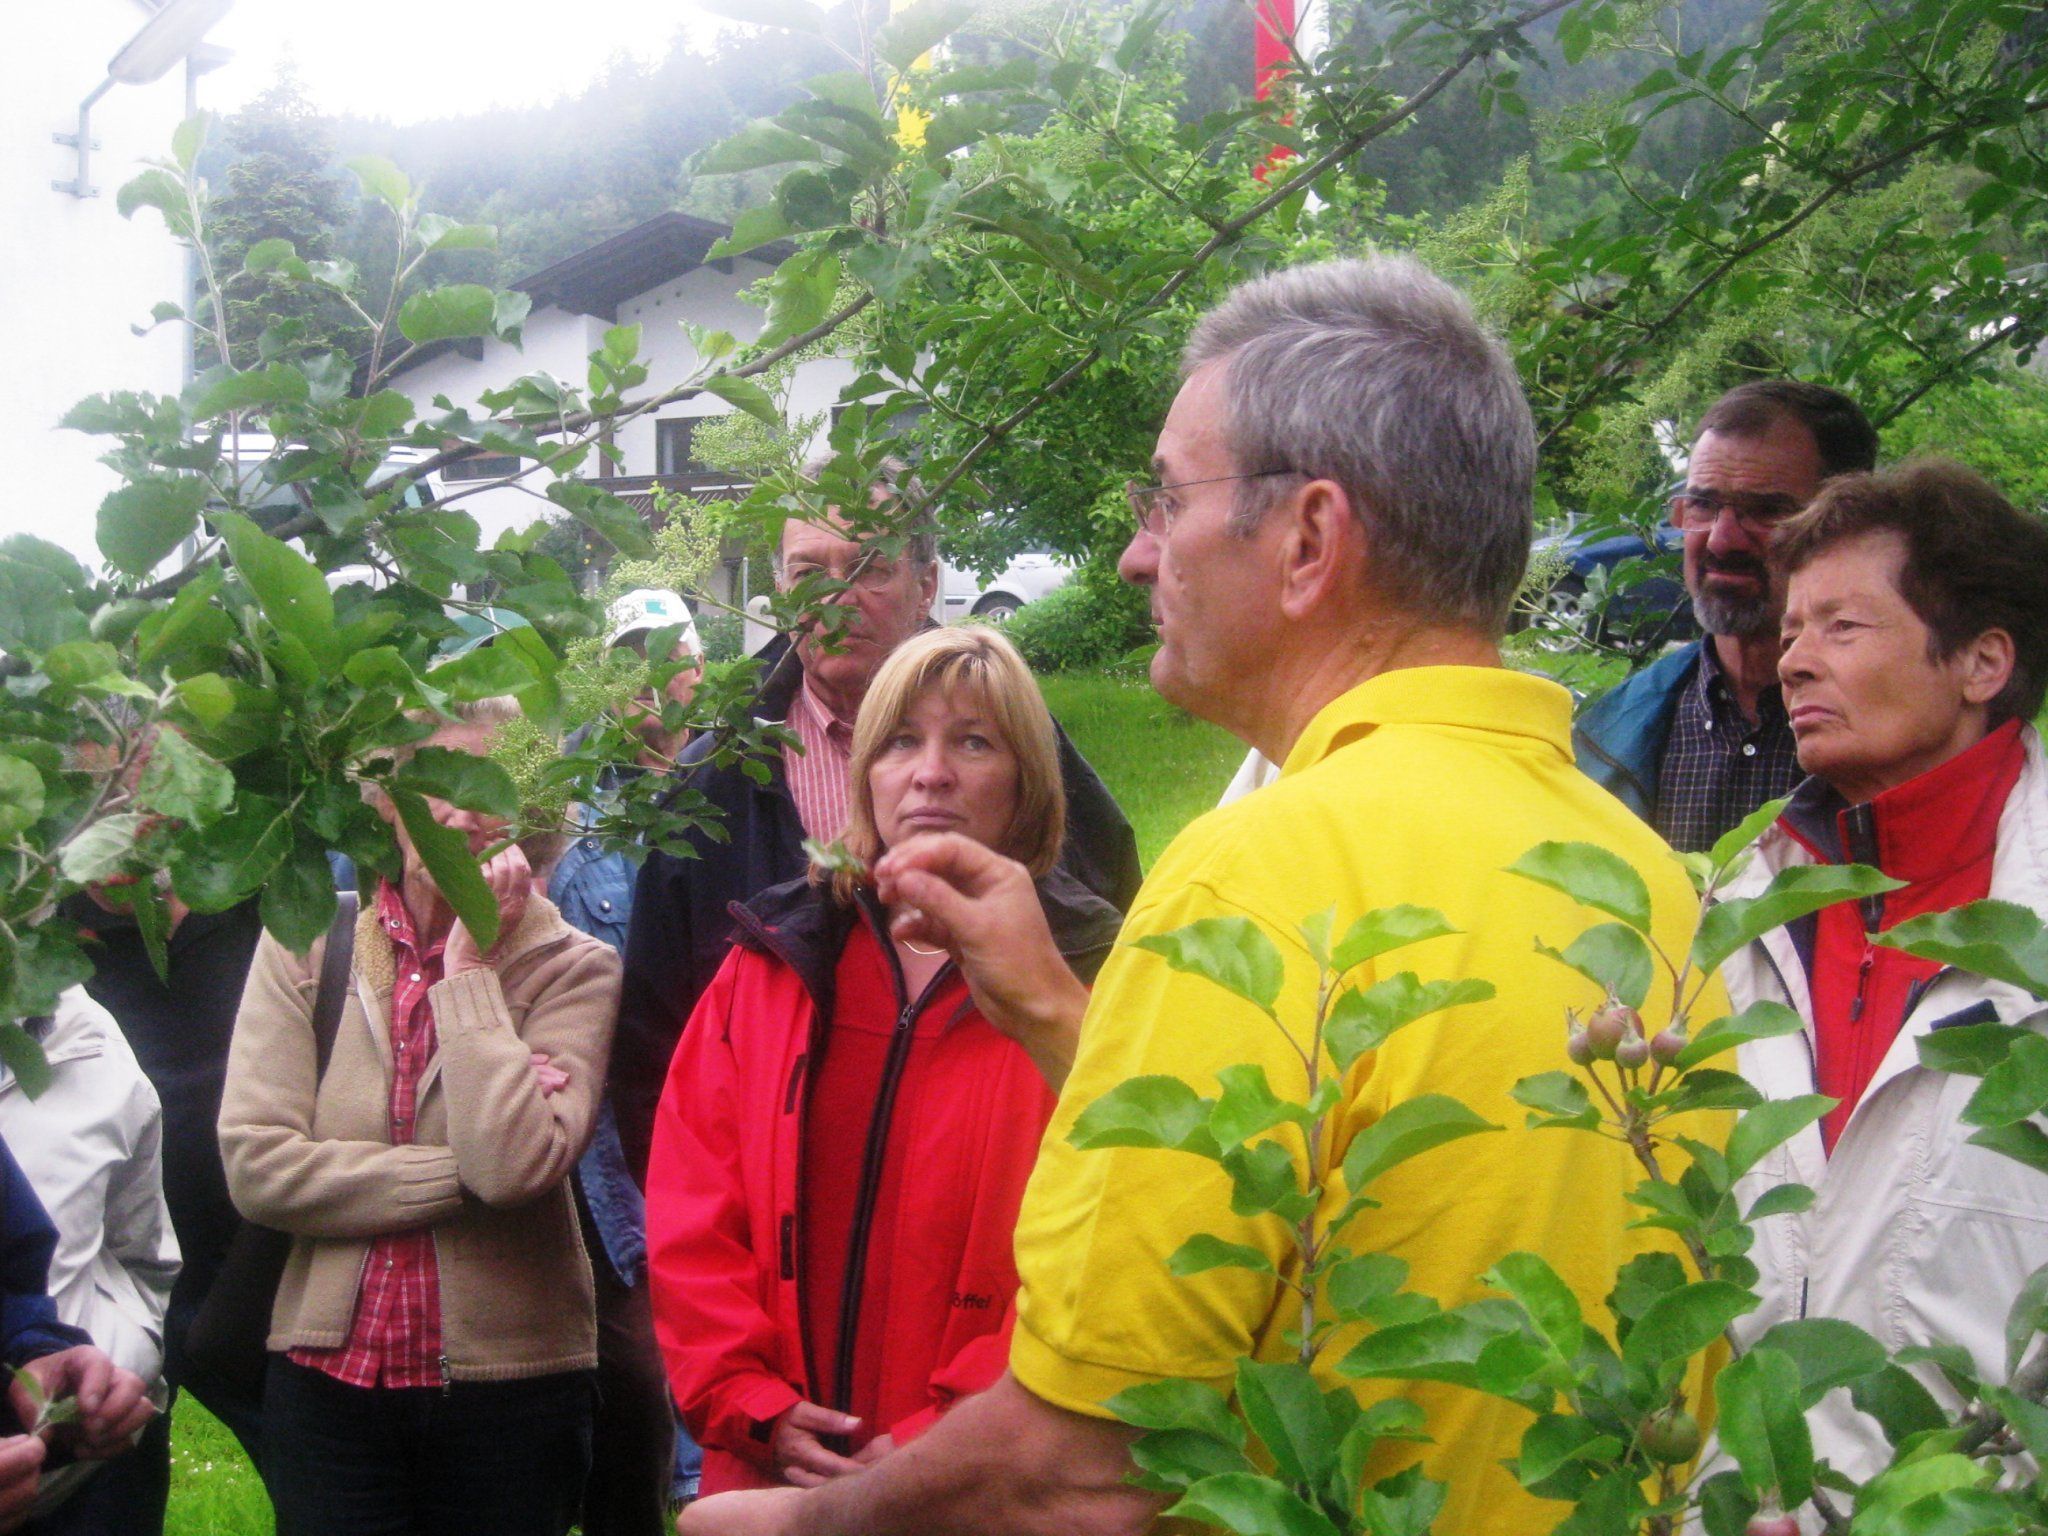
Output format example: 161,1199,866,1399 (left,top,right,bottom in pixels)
1002,561,1153,673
